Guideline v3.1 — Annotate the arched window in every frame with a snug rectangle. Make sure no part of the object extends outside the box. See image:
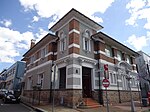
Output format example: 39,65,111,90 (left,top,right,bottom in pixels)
59,31,66,51
83,29,91,51
126,55,131,64
117,50,123,61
